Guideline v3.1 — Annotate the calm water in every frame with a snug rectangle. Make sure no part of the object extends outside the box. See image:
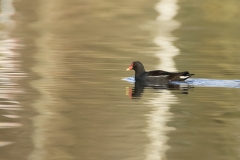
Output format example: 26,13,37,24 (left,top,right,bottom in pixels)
0,0,240,160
